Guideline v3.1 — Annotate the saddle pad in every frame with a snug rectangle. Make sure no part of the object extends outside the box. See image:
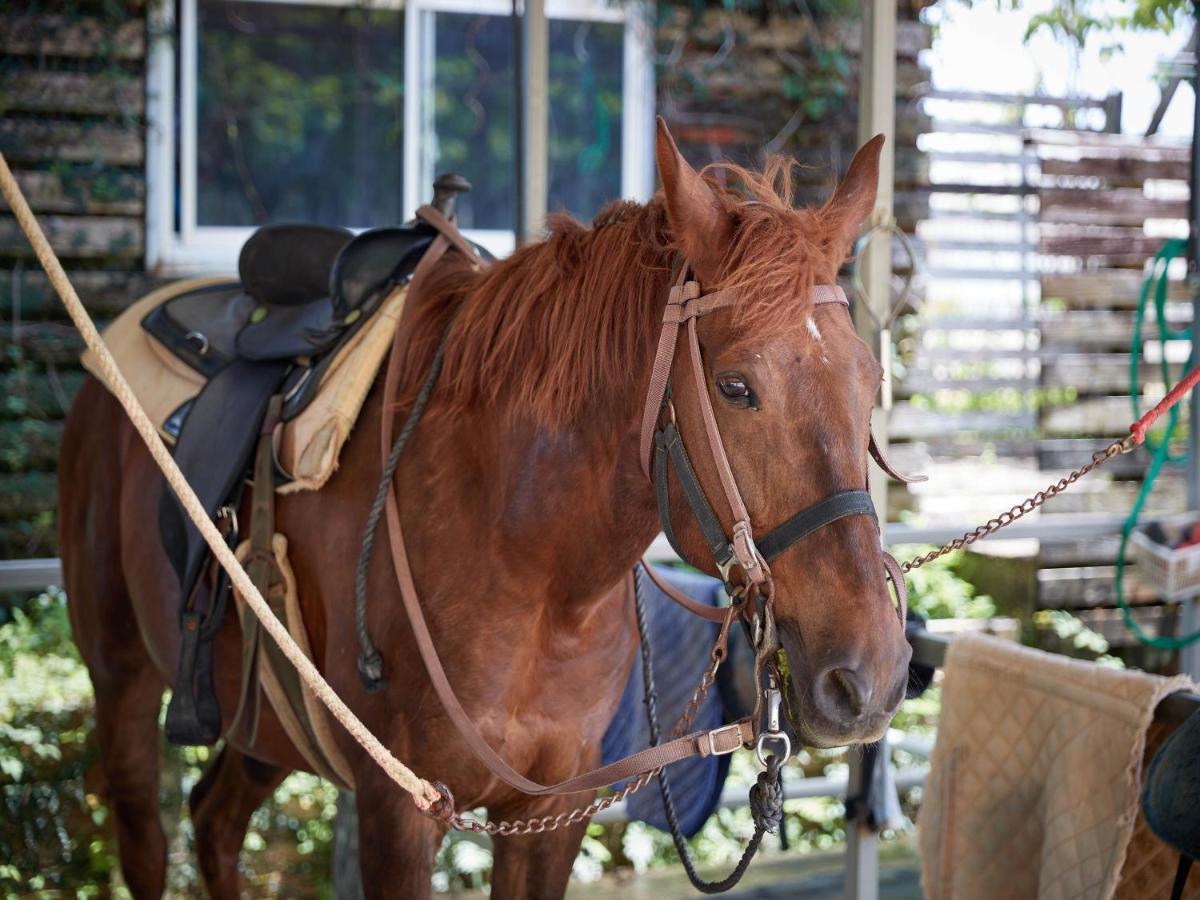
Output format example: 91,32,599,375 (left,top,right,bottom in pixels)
919,633,1194,900
601,567,732,837
81,280,410,493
